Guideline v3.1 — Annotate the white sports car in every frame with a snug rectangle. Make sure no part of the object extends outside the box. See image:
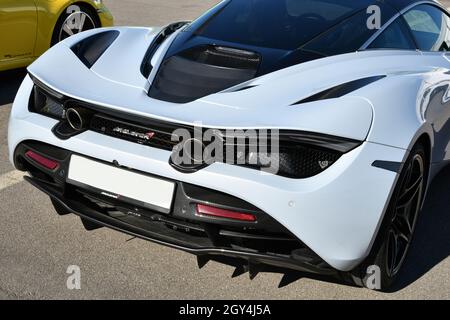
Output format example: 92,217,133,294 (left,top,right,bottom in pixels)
8,0,450,290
